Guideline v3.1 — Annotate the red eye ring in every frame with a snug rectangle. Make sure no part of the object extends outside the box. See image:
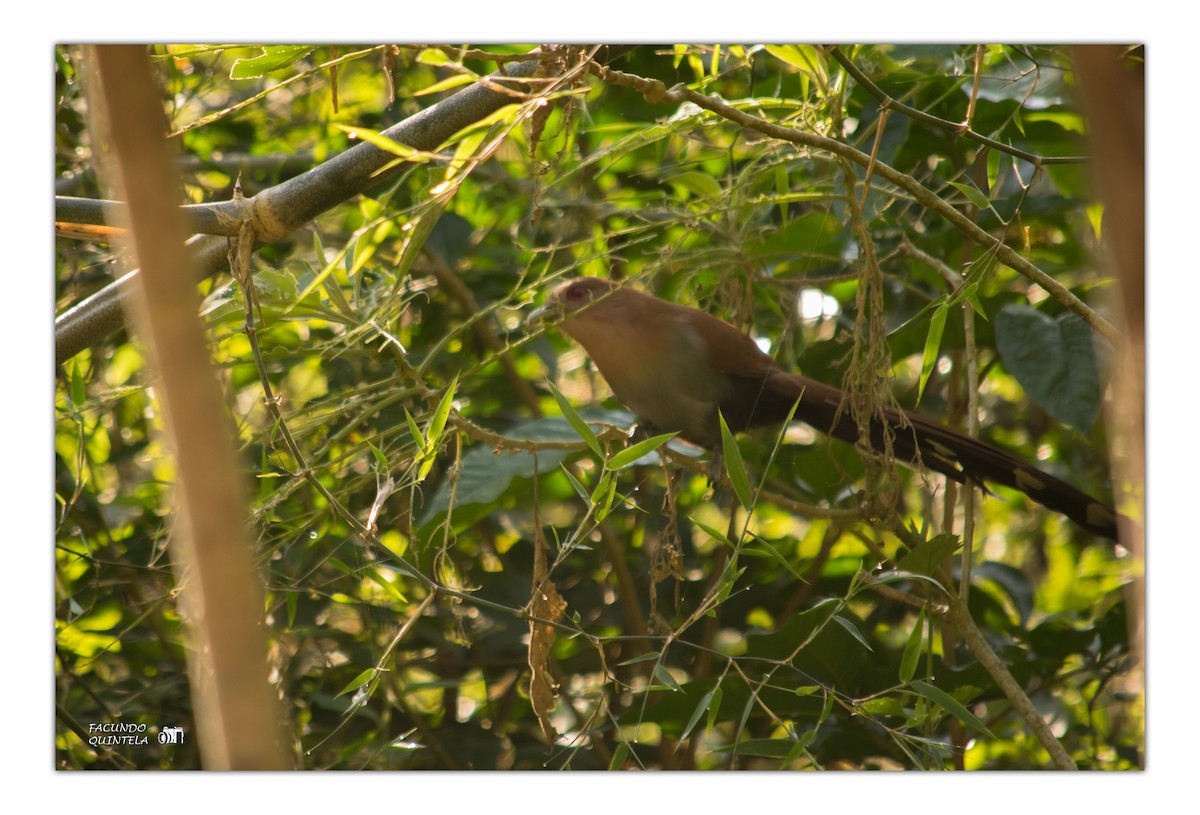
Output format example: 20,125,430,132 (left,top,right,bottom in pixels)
565,285,586,301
